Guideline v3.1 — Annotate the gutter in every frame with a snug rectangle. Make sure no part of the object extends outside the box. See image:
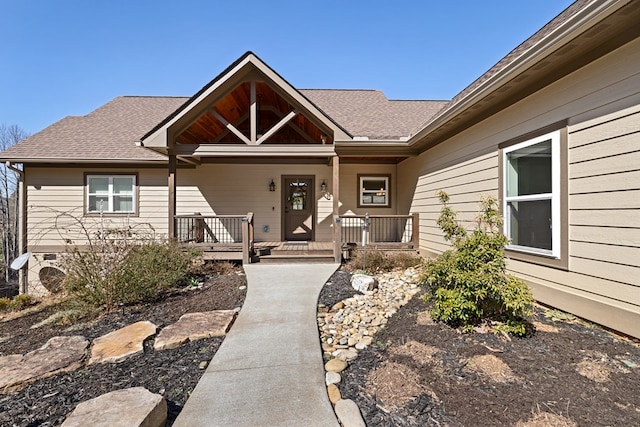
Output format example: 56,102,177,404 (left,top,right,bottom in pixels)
5,162,27,294
0,158,168,164
408,0,632,147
